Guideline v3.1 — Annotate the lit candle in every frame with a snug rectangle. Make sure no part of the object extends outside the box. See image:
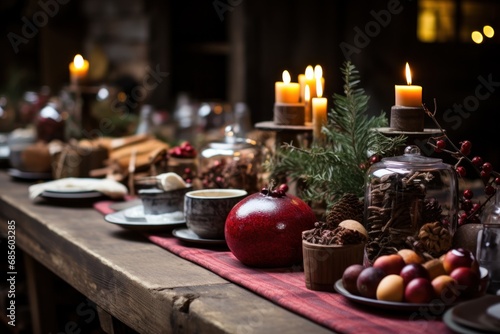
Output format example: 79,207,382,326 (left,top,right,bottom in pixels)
314,65,325,94
395,63,422,107
69,54,89,85
312,76,327,141
304,84,311,123
275,70,300,103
